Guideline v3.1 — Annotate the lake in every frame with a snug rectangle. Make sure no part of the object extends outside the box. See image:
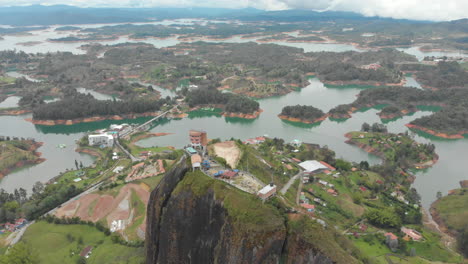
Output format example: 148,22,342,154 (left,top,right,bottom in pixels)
0,24,466,211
